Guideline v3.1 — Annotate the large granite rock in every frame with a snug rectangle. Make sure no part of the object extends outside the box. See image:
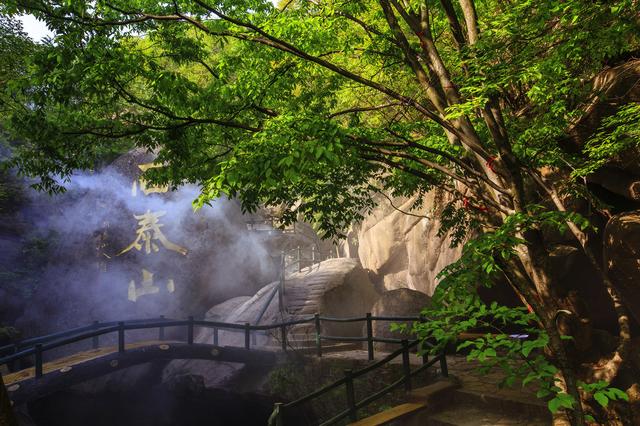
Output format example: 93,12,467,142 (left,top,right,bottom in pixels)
283,258,380,336
163,258,379,384
368,288,431,351
605,211,640,326
204,296,252,322
356,191,462,295
205,257,380,339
